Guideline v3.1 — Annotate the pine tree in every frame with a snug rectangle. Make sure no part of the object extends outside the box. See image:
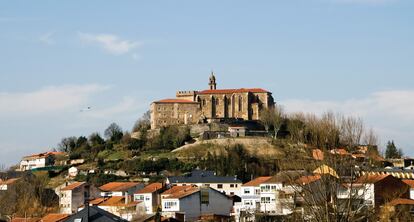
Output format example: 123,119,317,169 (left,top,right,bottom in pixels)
385,140,402,159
